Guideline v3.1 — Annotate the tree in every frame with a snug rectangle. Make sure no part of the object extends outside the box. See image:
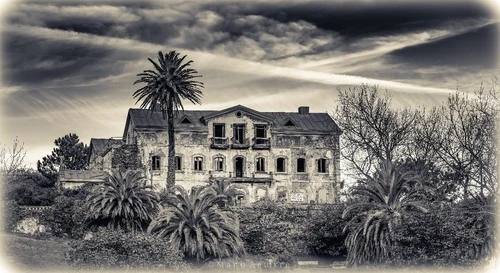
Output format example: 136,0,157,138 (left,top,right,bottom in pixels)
209,178,241,207
0,136,26,176
334,85,417,180
148,185,244,262
342,161,428,266
416,86,498,199
86,169,160,233
133,51,203,193
37,133,90,181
